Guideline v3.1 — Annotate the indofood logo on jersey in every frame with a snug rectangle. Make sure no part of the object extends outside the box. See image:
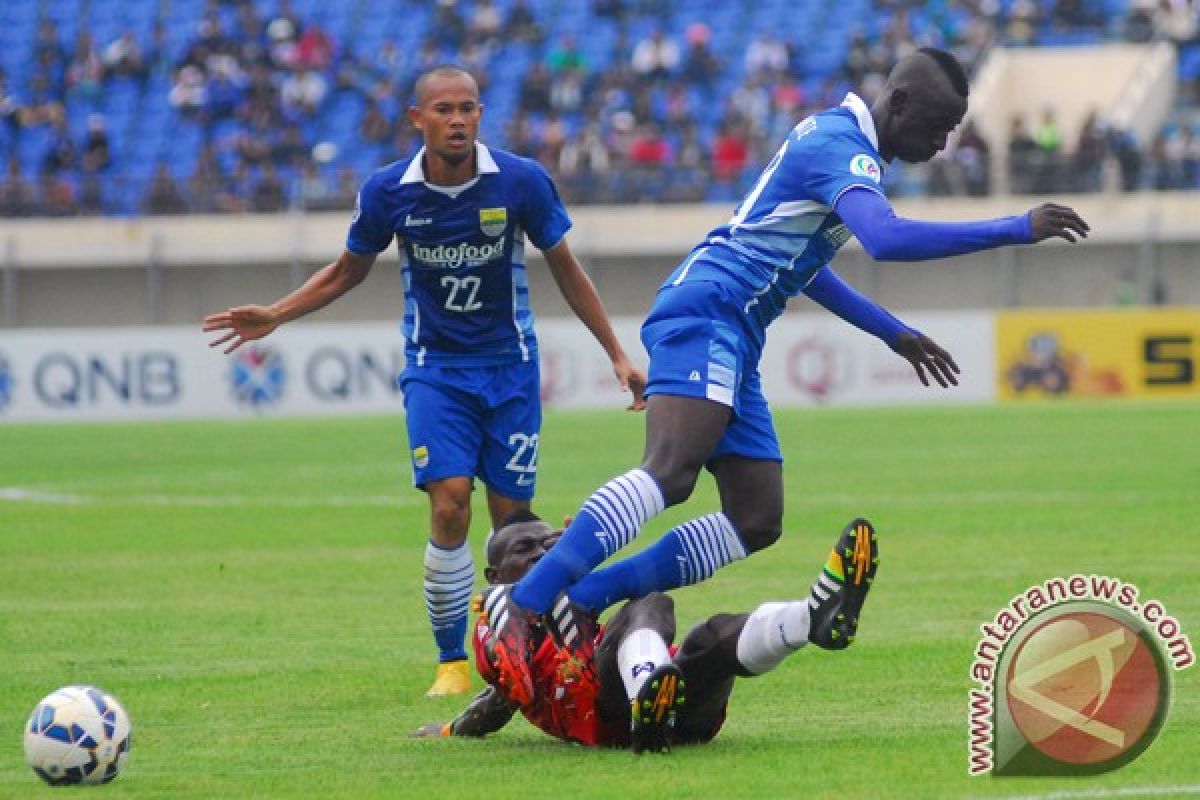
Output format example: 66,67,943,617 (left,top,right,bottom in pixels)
967,575,1193,777
411,237,506,268
229,346,286,407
